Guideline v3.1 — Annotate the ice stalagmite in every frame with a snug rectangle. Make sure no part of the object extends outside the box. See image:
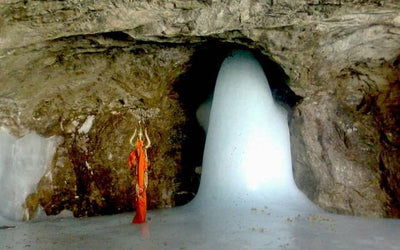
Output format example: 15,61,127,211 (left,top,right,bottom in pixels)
194,50,316,211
